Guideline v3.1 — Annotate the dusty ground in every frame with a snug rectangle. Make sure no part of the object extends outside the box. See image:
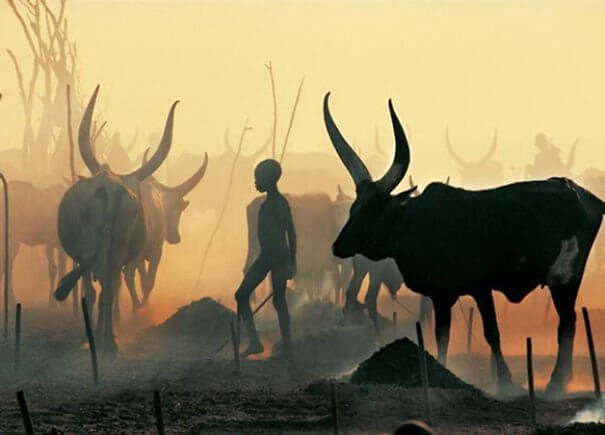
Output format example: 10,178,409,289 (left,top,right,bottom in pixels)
0,306,602,434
